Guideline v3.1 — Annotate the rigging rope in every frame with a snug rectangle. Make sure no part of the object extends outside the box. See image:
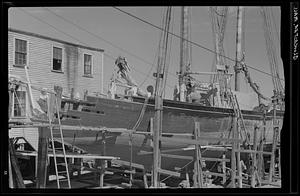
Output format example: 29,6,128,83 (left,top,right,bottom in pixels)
132,97,149,131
